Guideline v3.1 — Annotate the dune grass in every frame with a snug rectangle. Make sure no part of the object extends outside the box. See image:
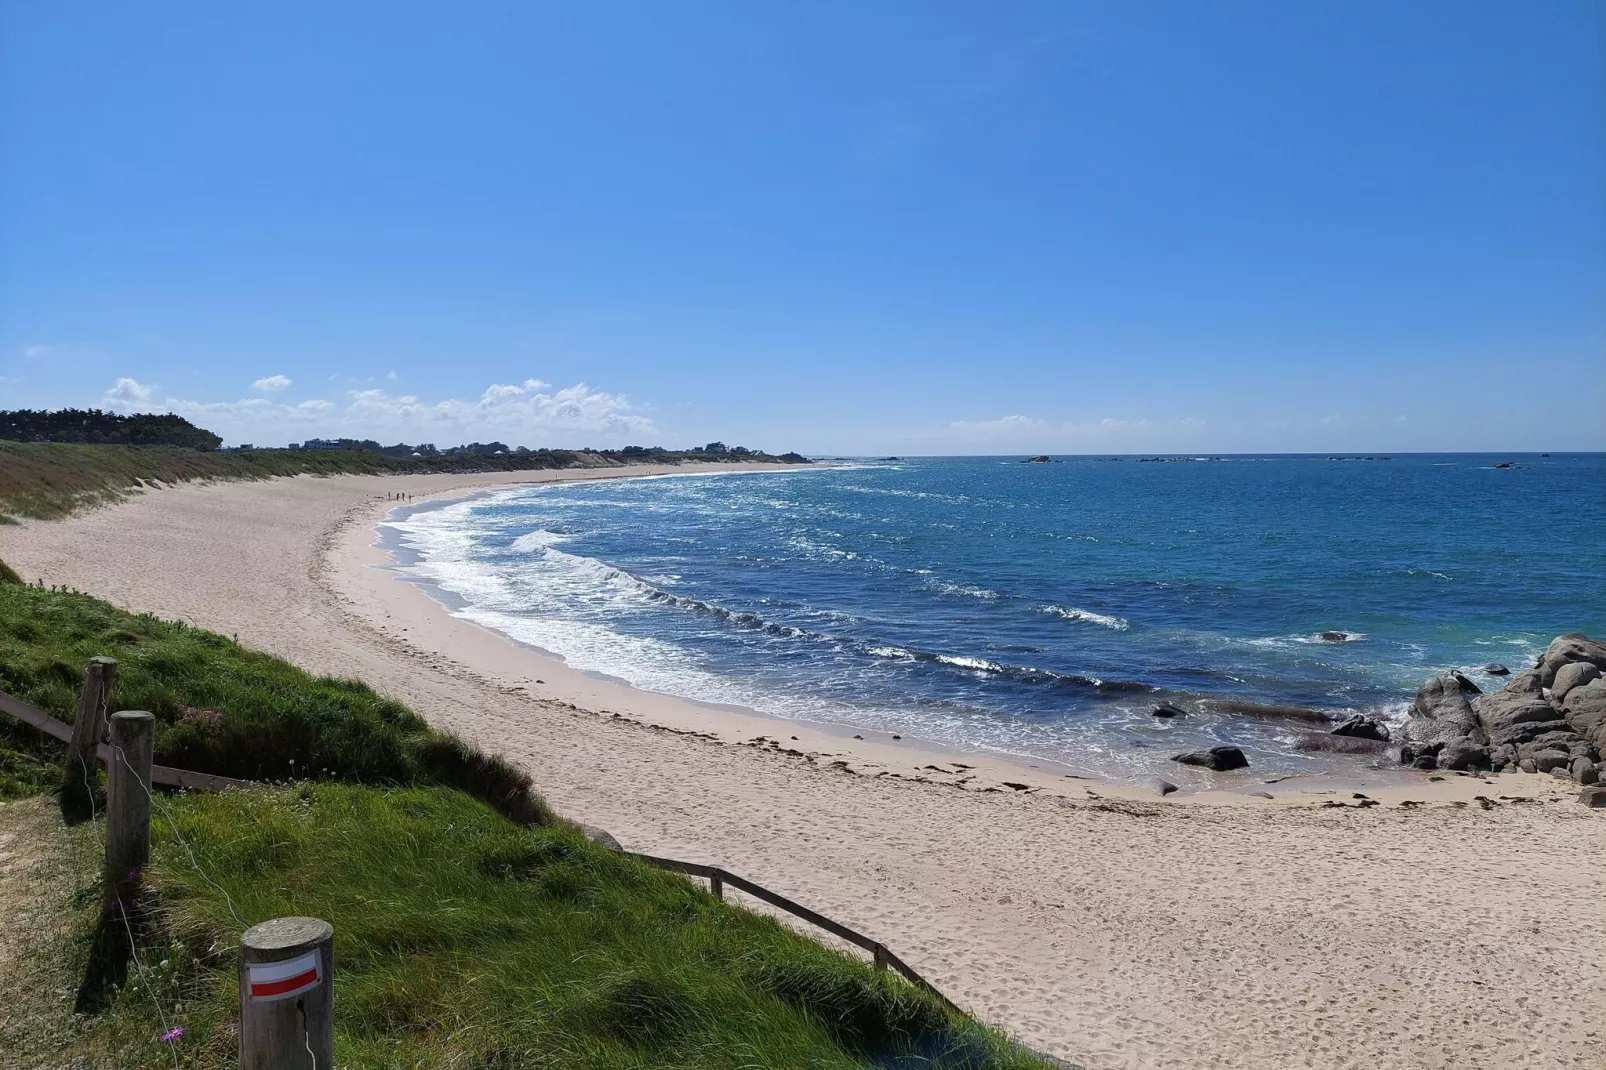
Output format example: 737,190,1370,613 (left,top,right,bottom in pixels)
56,782,1042,1069
0,440,596,522
0,578,547,823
